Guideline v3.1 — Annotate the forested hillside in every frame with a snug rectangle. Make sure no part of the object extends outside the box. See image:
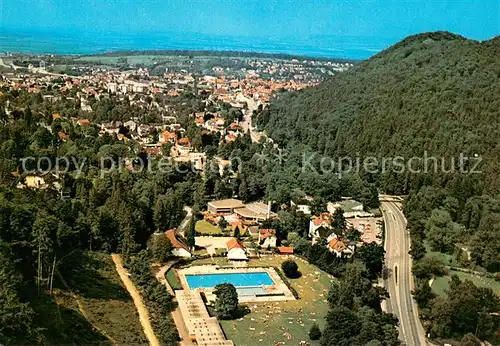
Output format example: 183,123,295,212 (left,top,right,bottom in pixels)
256,31,500,196
256,31,500,272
